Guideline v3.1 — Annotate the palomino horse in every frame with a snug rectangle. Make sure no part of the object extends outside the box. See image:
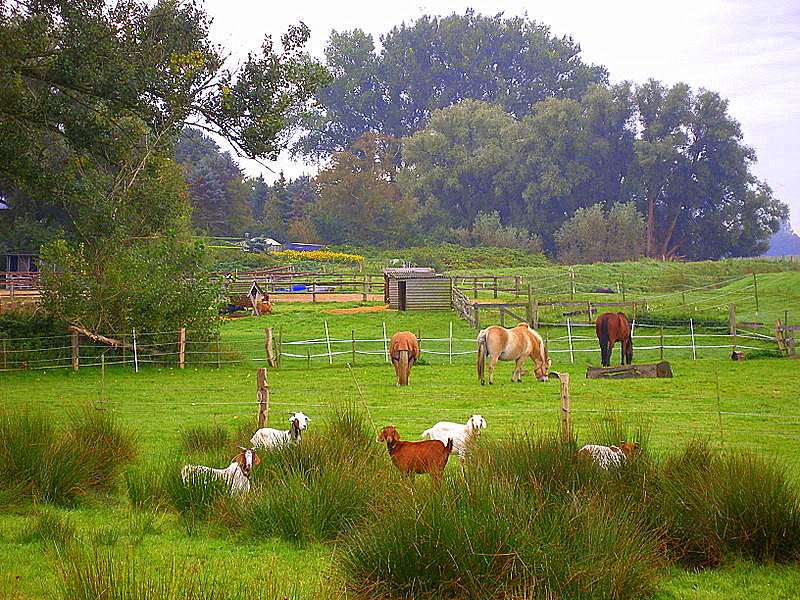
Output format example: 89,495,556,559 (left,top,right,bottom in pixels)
477,323,551,385
389,331,420,386
595,312,633,367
